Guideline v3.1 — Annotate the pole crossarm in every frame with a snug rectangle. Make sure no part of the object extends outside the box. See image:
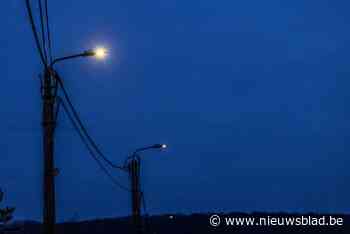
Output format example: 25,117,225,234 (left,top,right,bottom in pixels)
50,51,94,66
